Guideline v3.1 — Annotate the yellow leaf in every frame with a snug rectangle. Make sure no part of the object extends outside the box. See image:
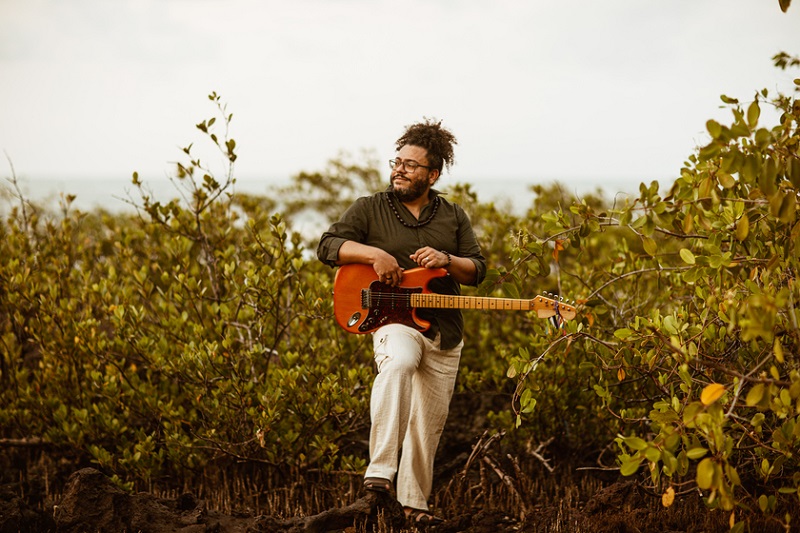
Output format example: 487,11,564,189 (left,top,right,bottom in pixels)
700,383,726,406
662,486,675,507
617,367,626,381
774,338,784,364
552,239,564,261
735,216,749,241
